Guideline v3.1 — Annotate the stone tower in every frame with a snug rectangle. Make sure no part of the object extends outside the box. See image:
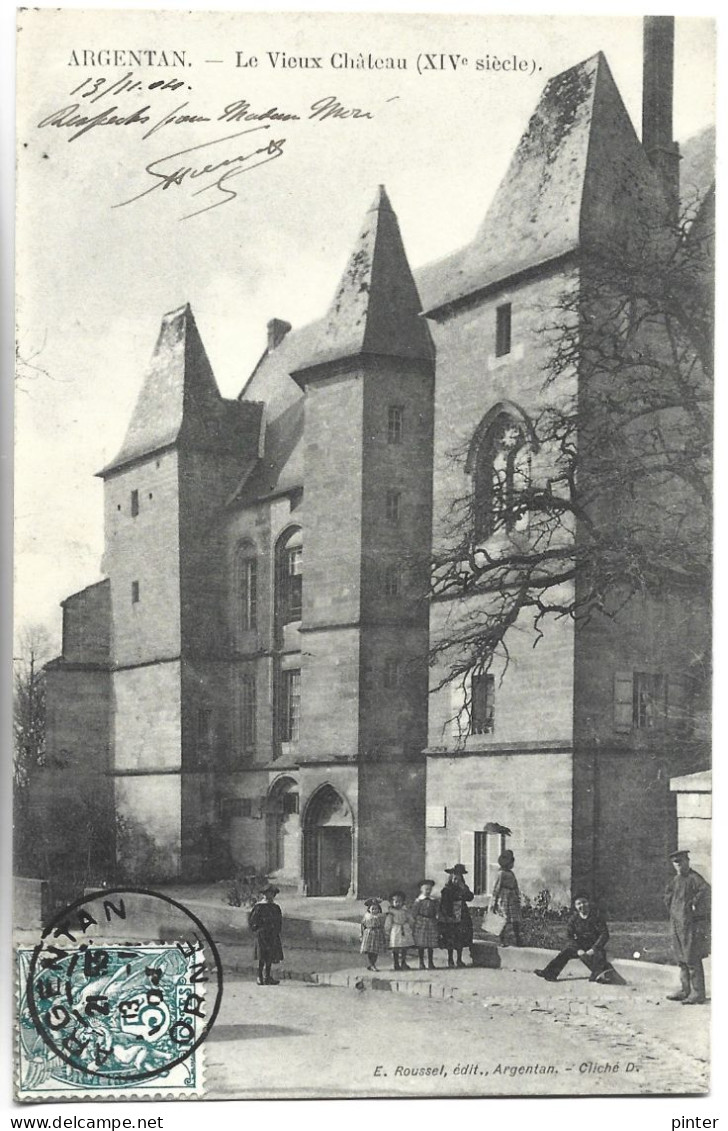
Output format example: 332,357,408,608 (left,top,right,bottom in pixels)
98,305,263,877
292,186,436,896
